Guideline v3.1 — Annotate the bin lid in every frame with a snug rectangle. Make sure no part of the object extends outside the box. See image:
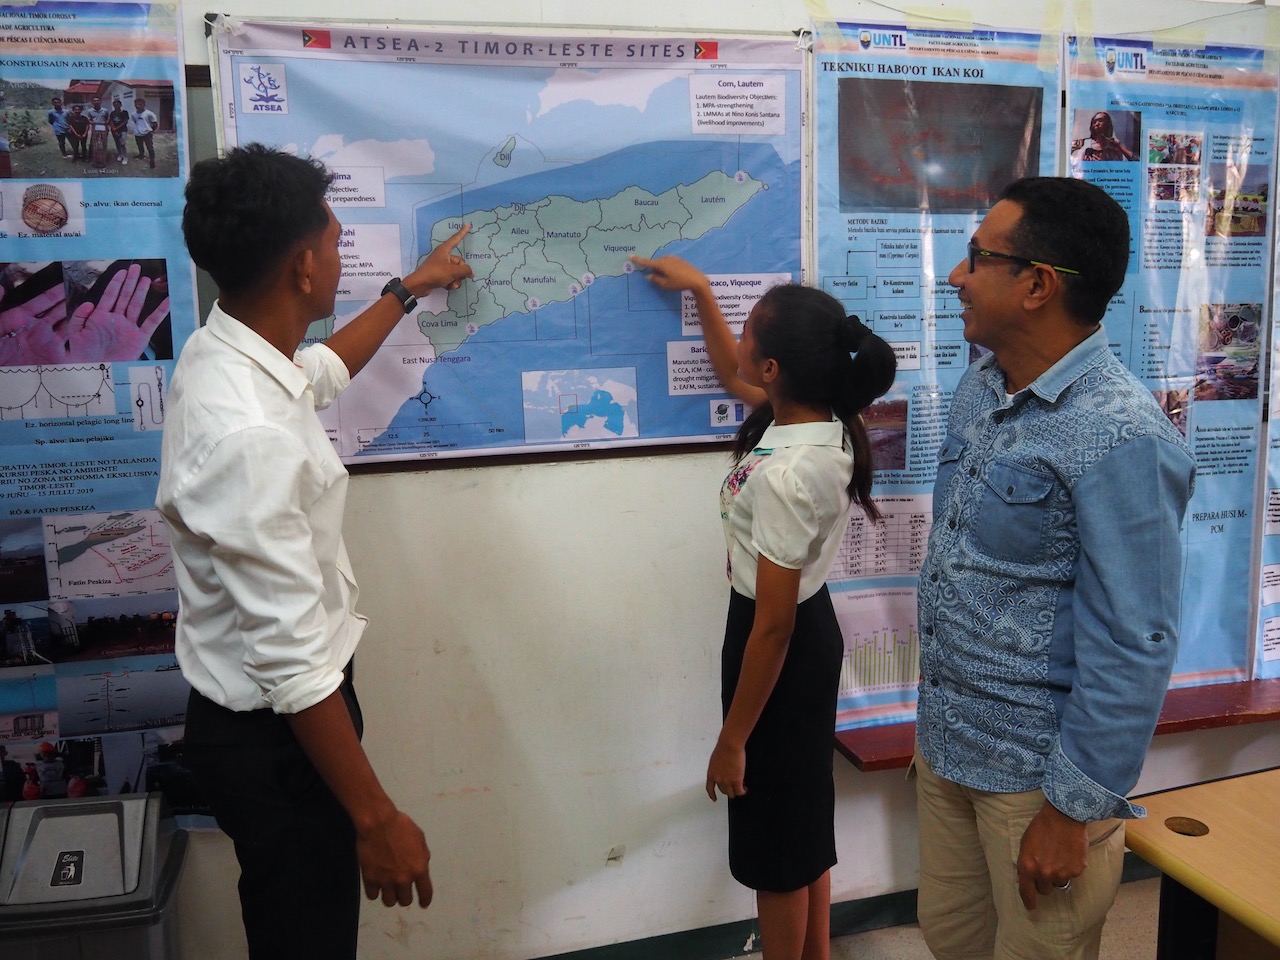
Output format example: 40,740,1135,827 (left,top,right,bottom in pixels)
0,793,172,911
